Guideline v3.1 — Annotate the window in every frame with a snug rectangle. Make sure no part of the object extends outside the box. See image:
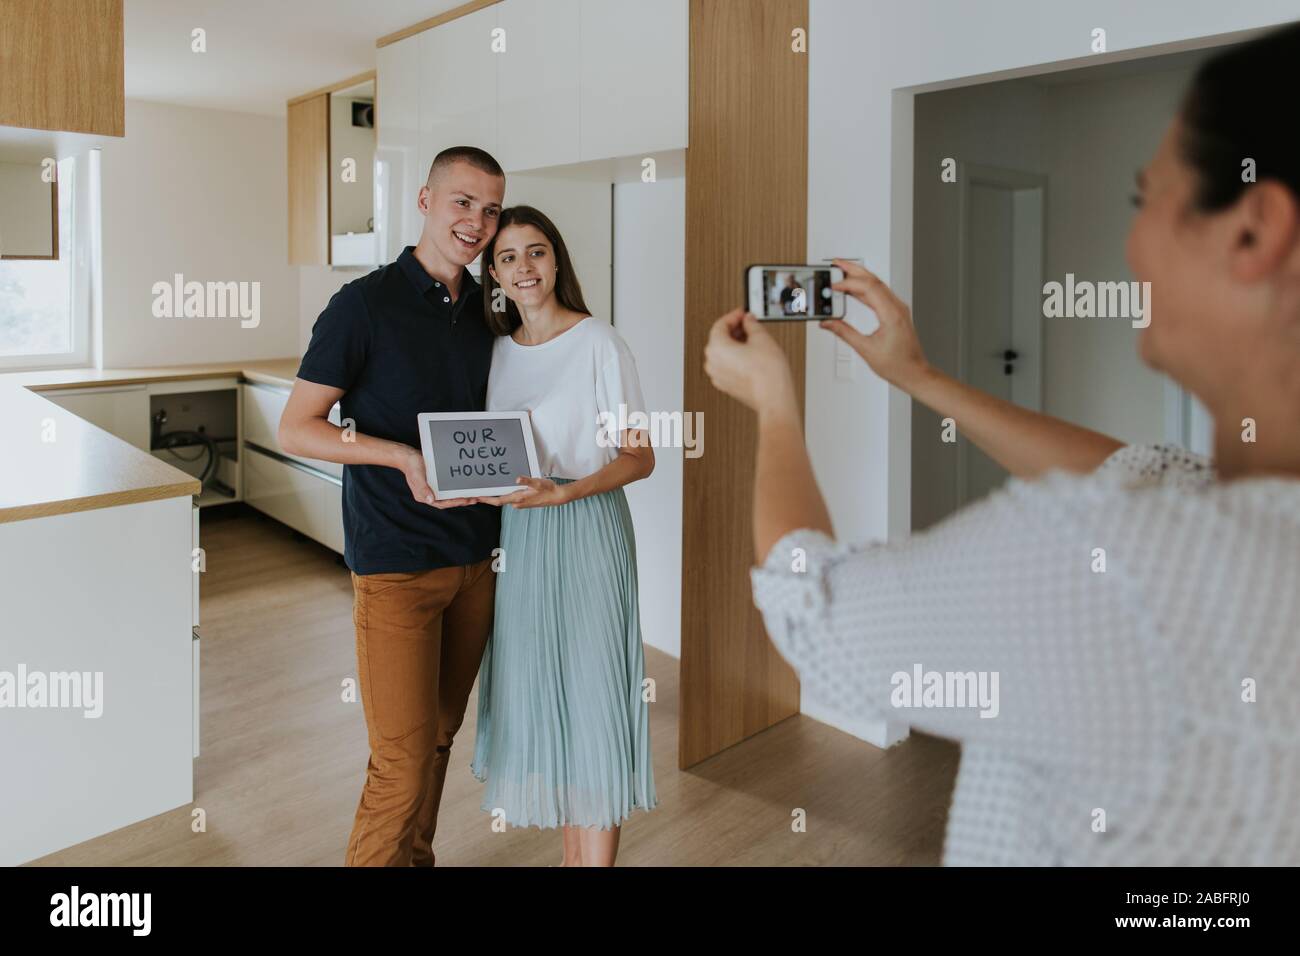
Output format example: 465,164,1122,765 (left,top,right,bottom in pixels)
0,153,93,370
